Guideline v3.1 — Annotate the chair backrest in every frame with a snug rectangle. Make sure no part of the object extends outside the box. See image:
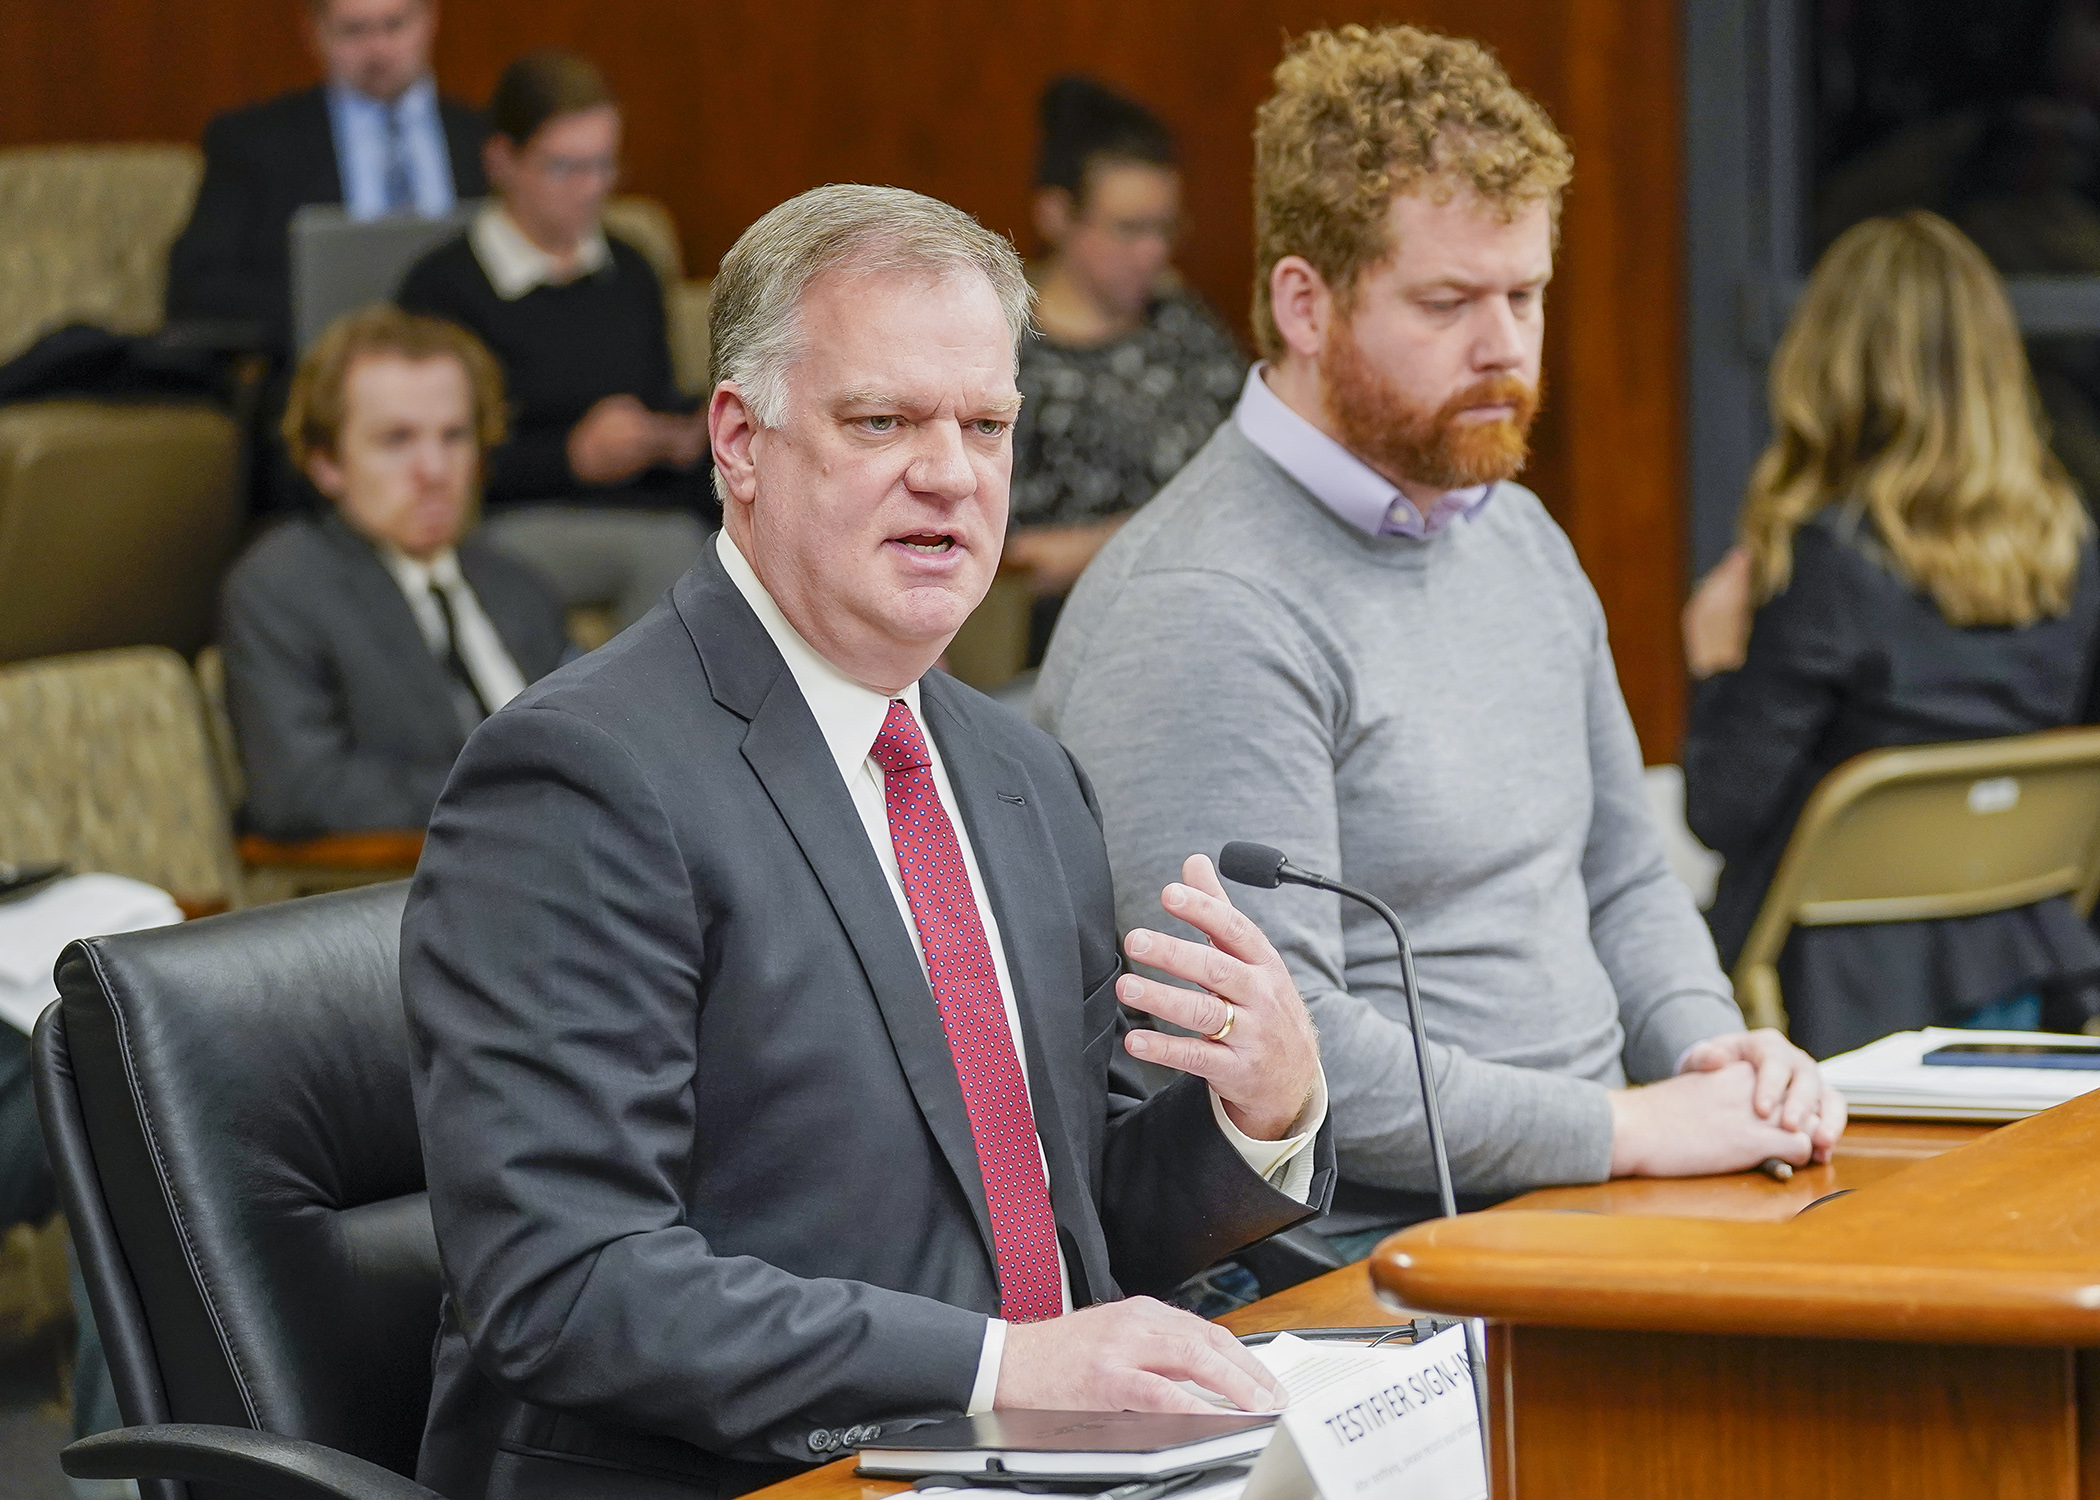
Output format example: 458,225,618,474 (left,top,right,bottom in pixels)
0,144,203,365
0,400,243,665
35,882,436,1500
601,194,711,395
190,645,245,811
1733,728,2100,1031
0,647,242,909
